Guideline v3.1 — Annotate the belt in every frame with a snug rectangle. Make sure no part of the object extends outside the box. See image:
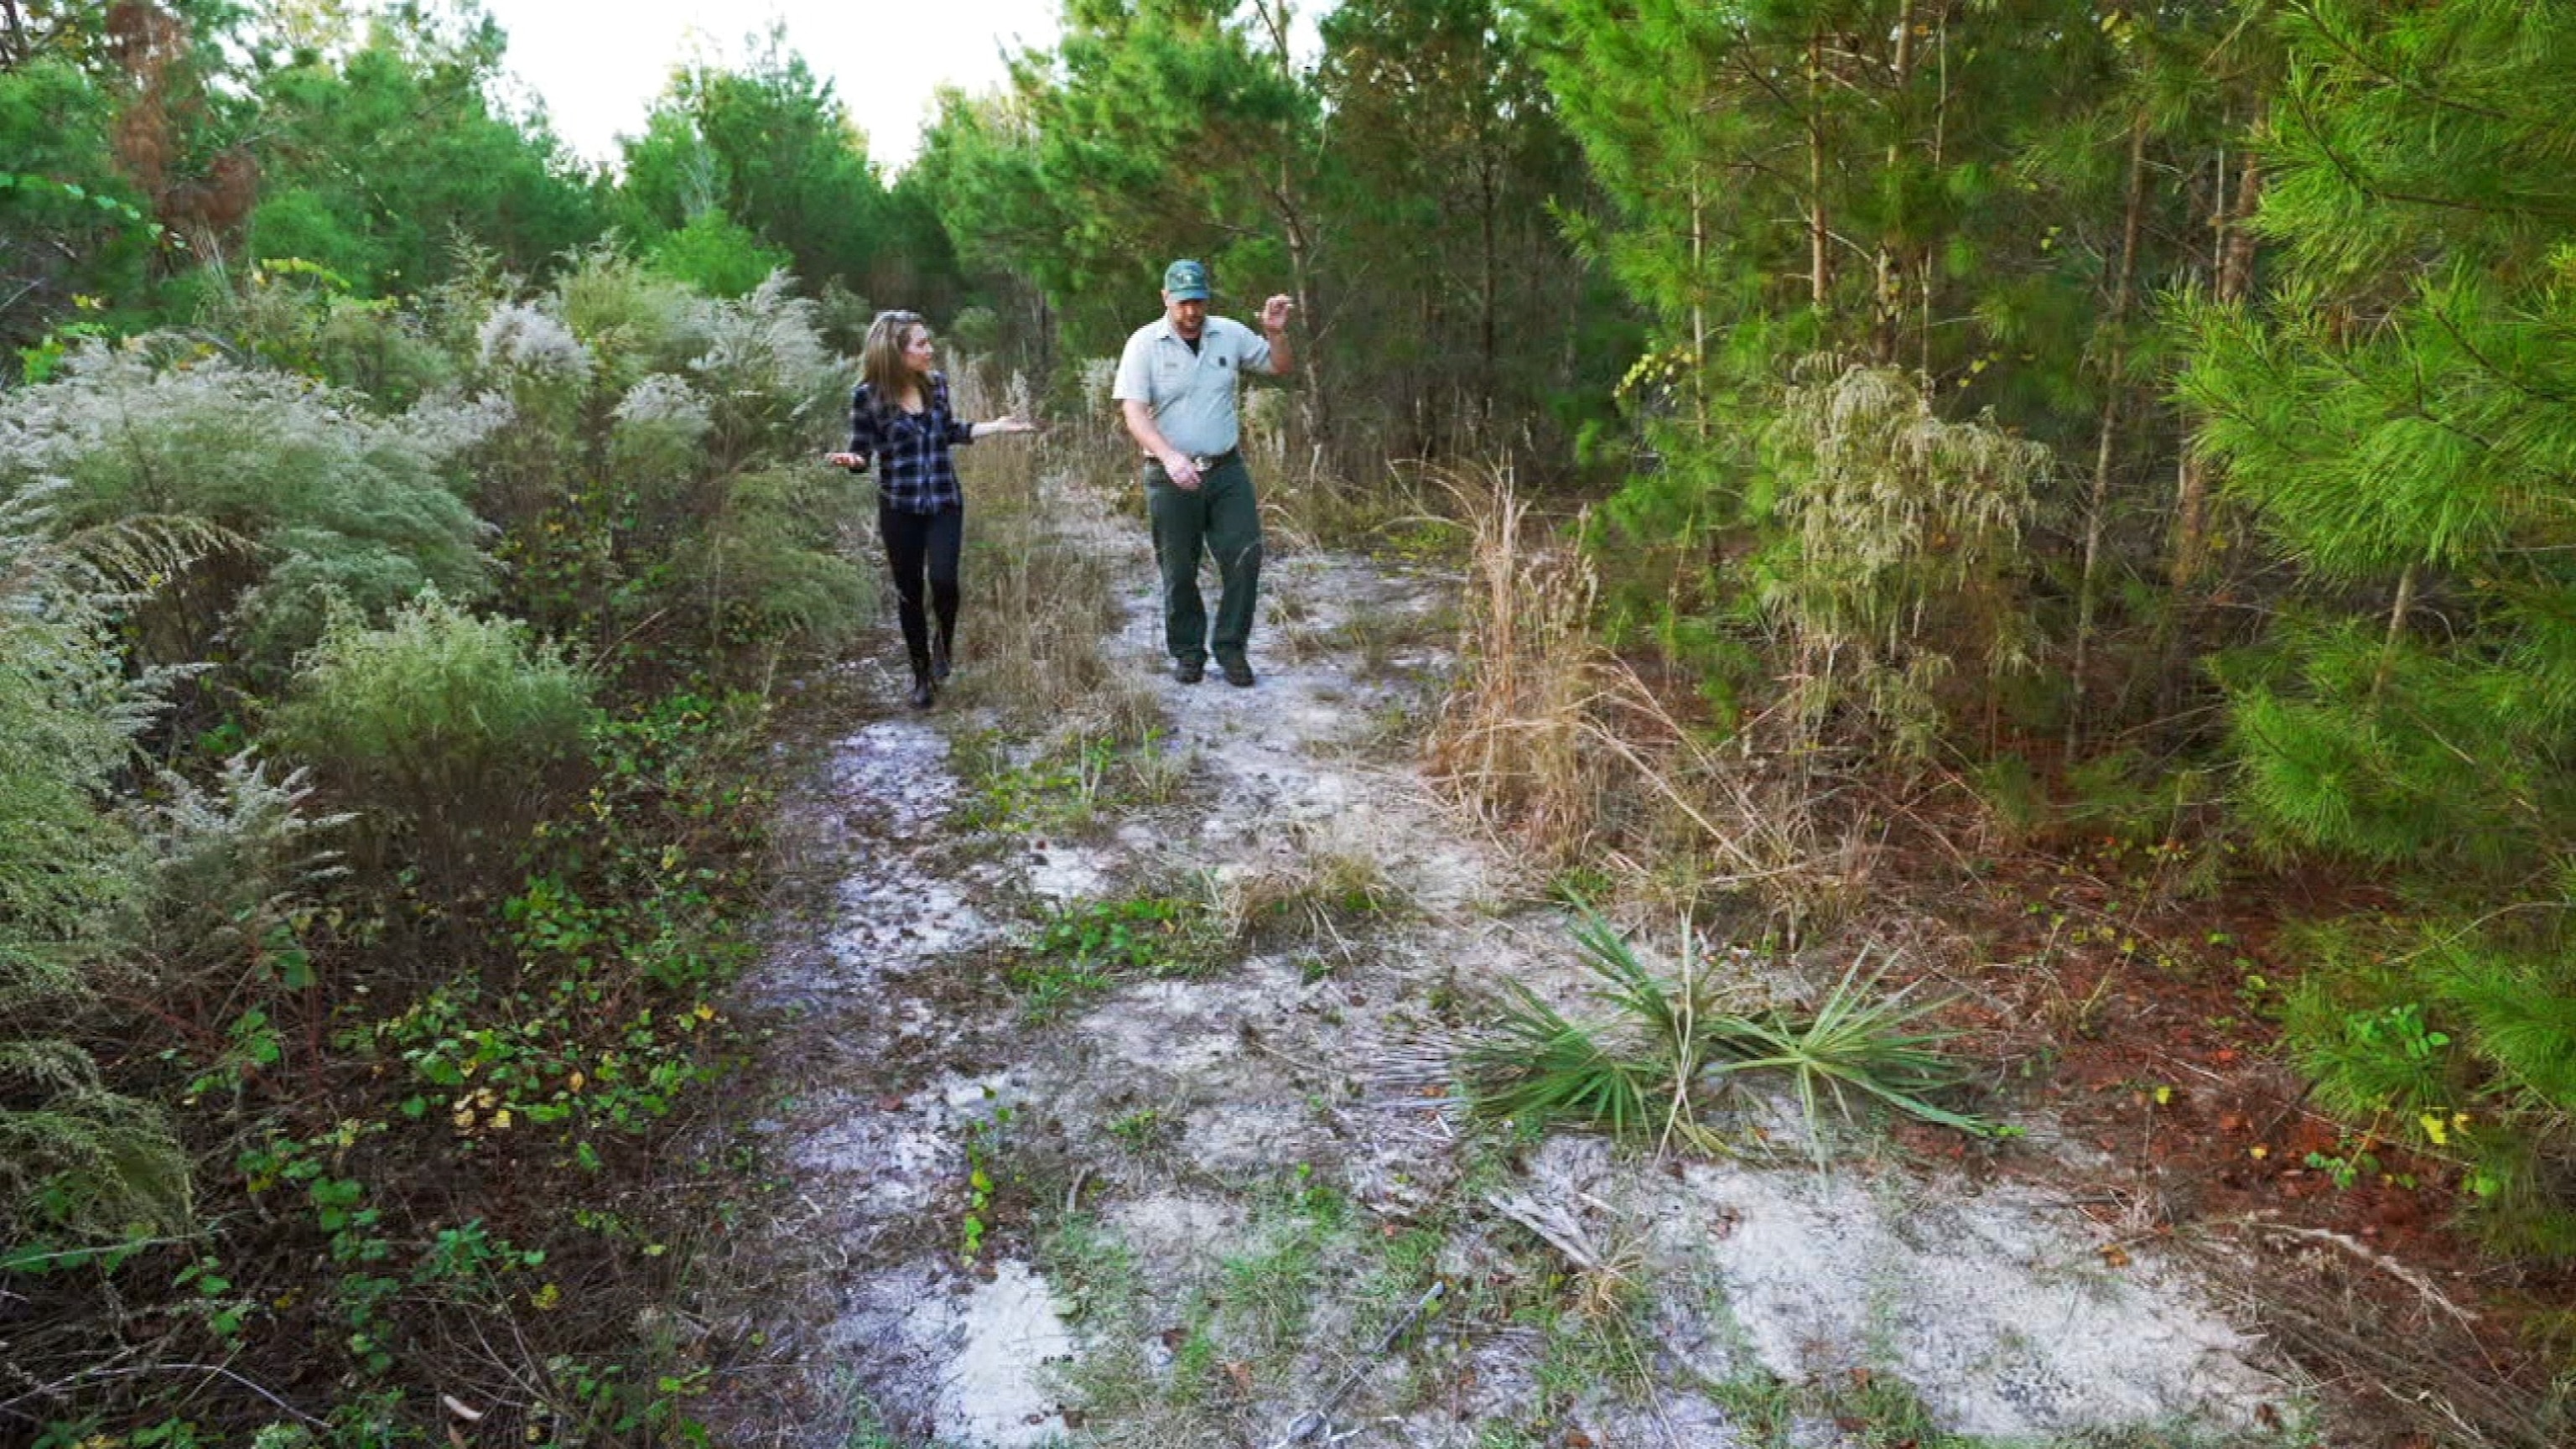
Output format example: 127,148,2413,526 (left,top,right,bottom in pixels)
1152,446,1241,474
